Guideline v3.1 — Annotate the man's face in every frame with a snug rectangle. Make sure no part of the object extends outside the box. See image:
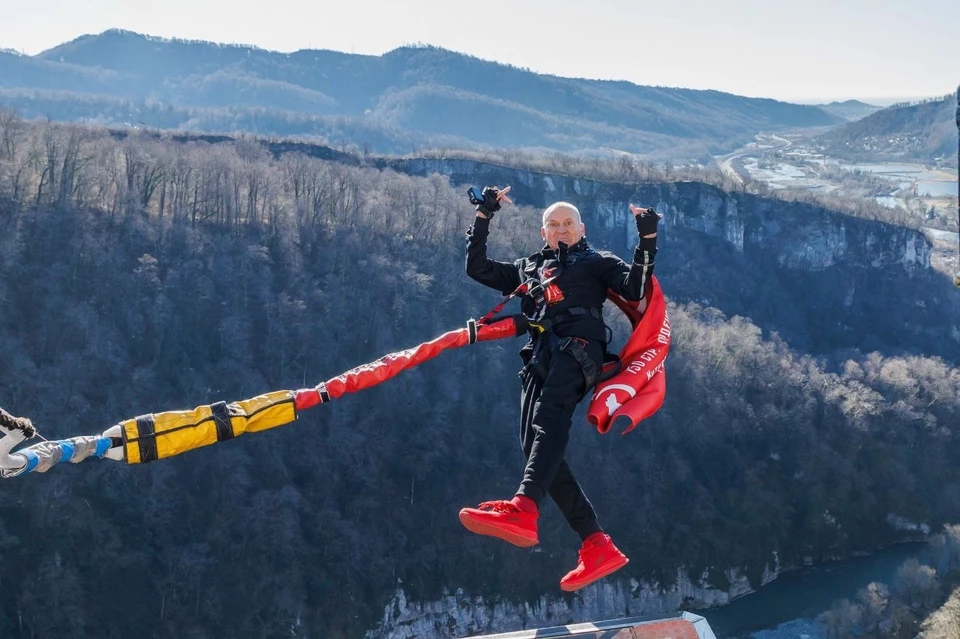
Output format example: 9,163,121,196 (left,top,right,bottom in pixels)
541,207,585,250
